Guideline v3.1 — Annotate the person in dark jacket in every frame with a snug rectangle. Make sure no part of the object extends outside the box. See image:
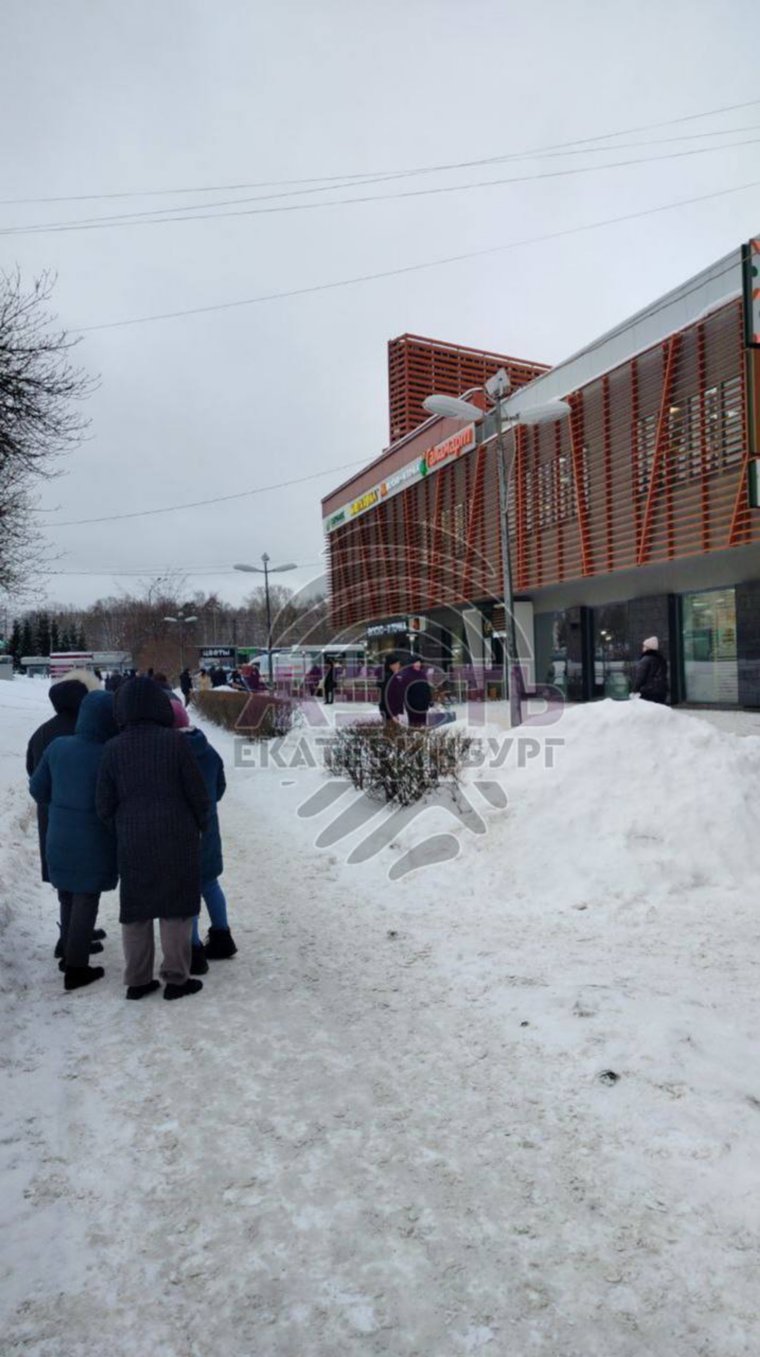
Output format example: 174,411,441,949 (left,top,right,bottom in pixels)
633,636,669,704
96,678,210,1001
379,655,403,722
30,692,118,991
26,673,106,960
170,701,237,966
404,657,433,728
322,658,336,705
179,667,193,707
